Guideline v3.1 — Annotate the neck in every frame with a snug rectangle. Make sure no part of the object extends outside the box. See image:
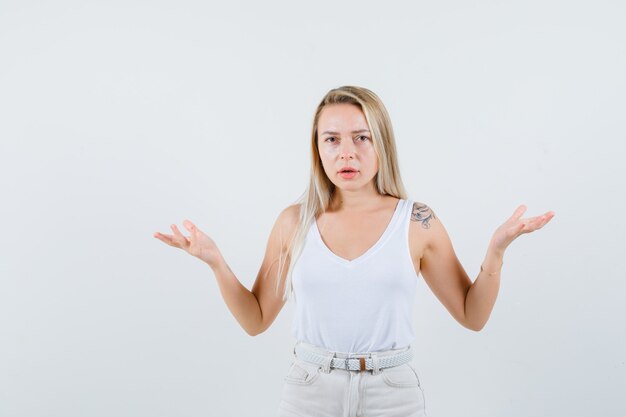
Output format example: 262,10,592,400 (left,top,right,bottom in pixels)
330,187,387,212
